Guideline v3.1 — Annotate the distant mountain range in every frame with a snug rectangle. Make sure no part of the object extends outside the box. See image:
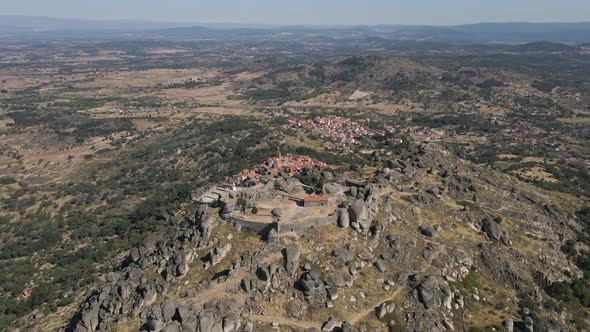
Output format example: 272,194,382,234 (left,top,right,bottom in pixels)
1,15,590,44
389,22,590,44
0,15,191,33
